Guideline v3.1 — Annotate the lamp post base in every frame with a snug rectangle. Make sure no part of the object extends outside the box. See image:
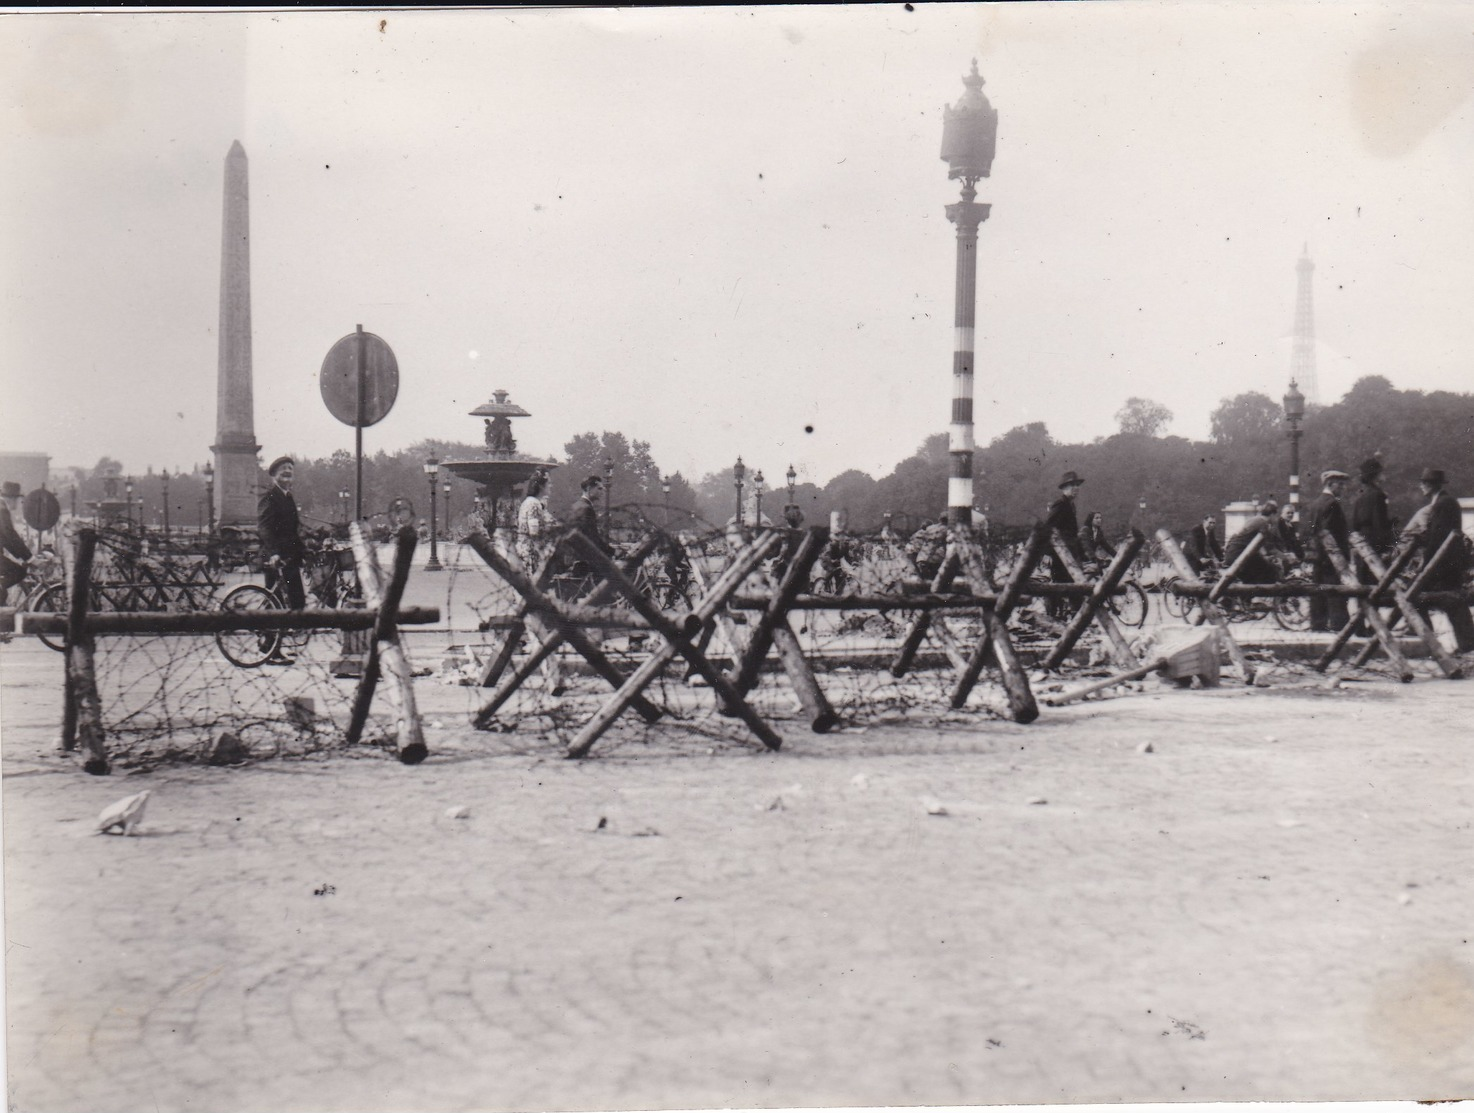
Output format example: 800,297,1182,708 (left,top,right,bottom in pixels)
424,555,444,572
